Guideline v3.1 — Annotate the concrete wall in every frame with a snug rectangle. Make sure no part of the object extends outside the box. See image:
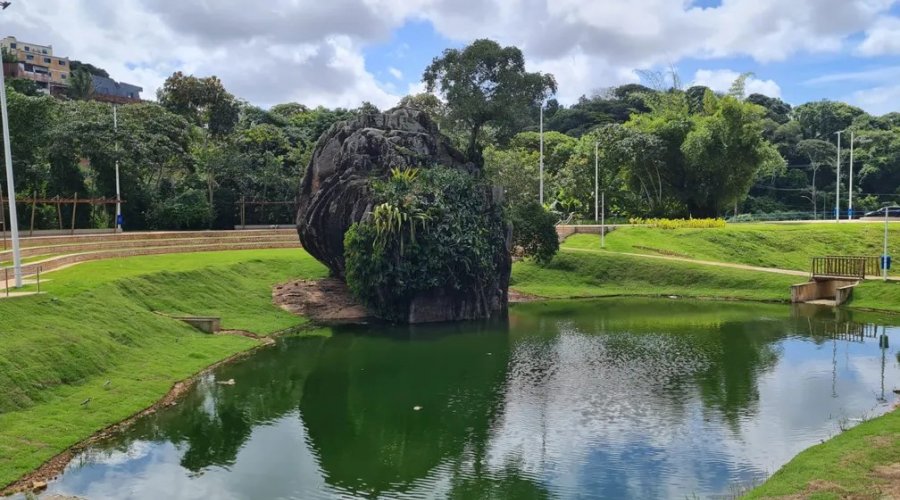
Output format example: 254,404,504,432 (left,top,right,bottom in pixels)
556,225,616,241
791,278,859,305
